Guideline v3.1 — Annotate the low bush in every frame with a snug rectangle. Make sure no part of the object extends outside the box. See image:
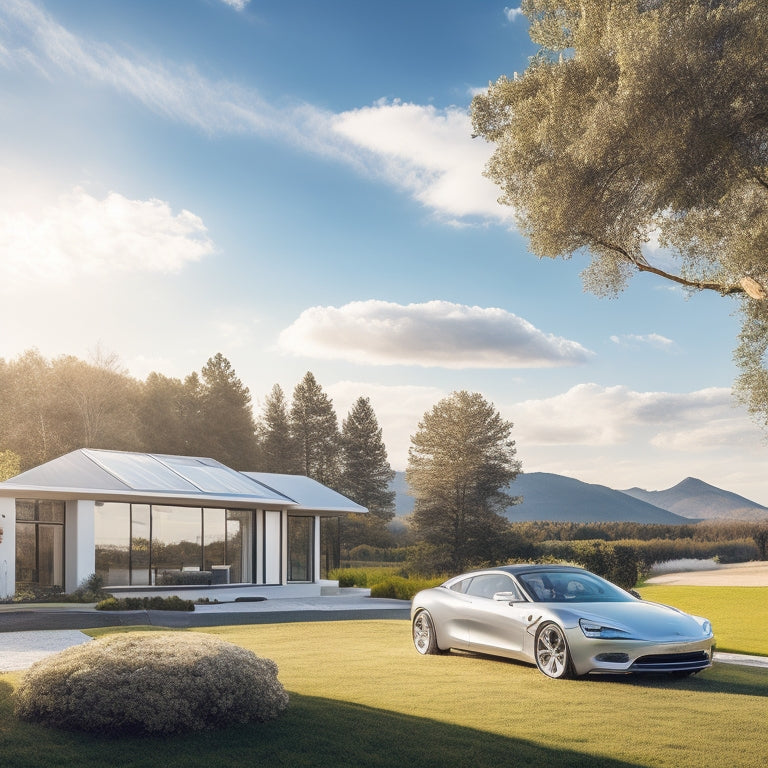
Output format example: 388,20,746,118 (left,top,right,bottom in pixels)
538,540,640,589
64,573,111,603
328,567,399,588
157,570,213,586
95,595,195,611
14,632,289,735
369,575,444,600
